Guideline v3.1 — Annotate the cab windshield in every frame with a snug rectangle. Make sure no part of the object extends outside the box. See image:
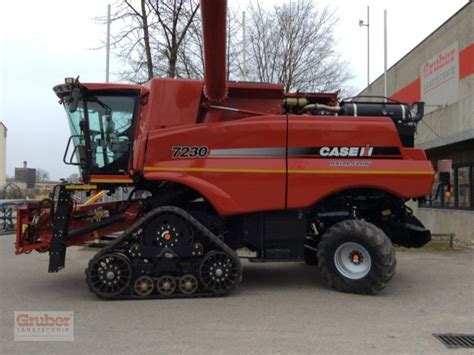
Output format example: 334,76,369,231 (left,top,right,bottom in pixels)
65,94,137,174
